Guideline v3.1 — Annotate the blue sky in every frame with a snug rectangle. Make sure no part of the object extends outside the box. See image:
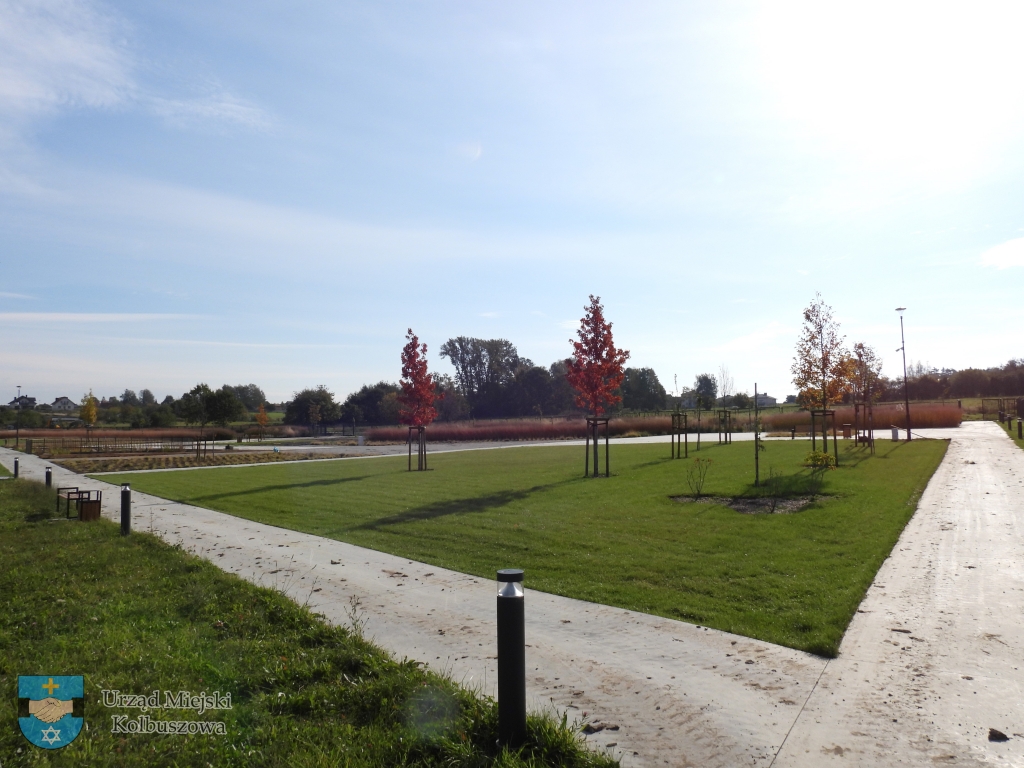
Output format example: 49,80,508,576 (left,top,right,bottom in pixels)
2,1,1023,404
